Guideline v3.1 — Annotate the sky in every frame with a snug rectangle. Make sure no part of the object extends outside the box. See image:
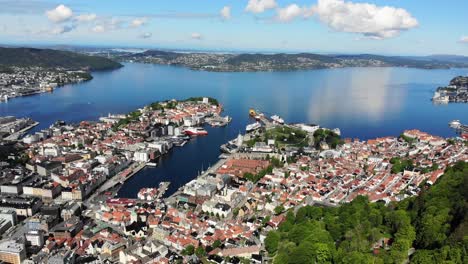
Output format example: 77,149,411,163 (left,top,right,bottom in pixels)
1,0,468,55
